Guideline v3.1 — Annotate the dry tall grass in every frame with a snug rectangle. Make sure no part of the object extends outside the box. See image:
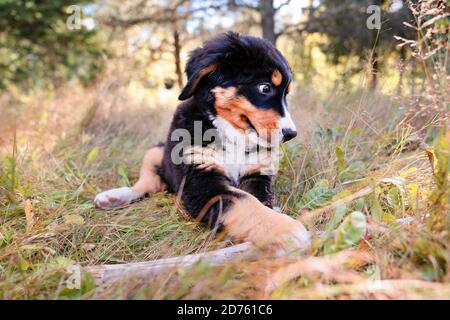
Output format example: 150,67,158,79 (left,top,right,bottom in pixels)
0,0,448,299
